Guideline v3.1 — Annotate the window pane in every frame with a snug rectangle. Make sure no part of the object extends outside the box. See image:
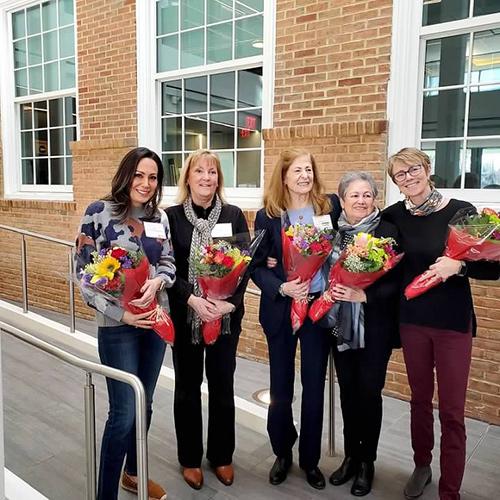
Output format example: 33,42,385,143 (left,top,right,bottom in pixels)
50,158,64,184
35,158,49,184
12,10,25,39
27,5,41,35
21,131,33,157
473,1,500,17
238,109,261,148
218,151,234,187
210,112,235,149
35,129,48,156
157,0,178,35
422,89,465,138
49,98,64,126
235,0,264,17
422,141,463,188
181,0,204,30
42,0,57,31
235,16,263,59
162,117,182,150
58,0,74,26
469,85,500,136
466,140,500,188
208,0,232,23
65,157,72,184
163,153,182,186
65,126,76,154
157,35,178,72
65,97,76,124
162,80,182,115
210,72,235,111
422,0,469,26
50,128,64,155
238,68,262,107
14,40,27,68
44,62,59,91
471,30,500,86
185,76,207,113
207,23,232,63
28,35,42,65
43,31,58,61
29,65,43,93
34,101,47,128
185,115,207,151
424,35,468,88
15,69,28,96
22,159,34,184
59,26,74,58
237,150,260,187
181,29,204,68
21,104,33,129
60,57,75,88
